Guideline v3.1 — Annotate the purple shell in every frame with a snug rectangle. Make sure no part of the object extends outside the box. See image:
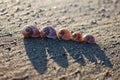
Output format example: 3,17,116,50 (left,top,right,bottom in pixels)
41,26,57,39
83,34,95,44
22,25,40,38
